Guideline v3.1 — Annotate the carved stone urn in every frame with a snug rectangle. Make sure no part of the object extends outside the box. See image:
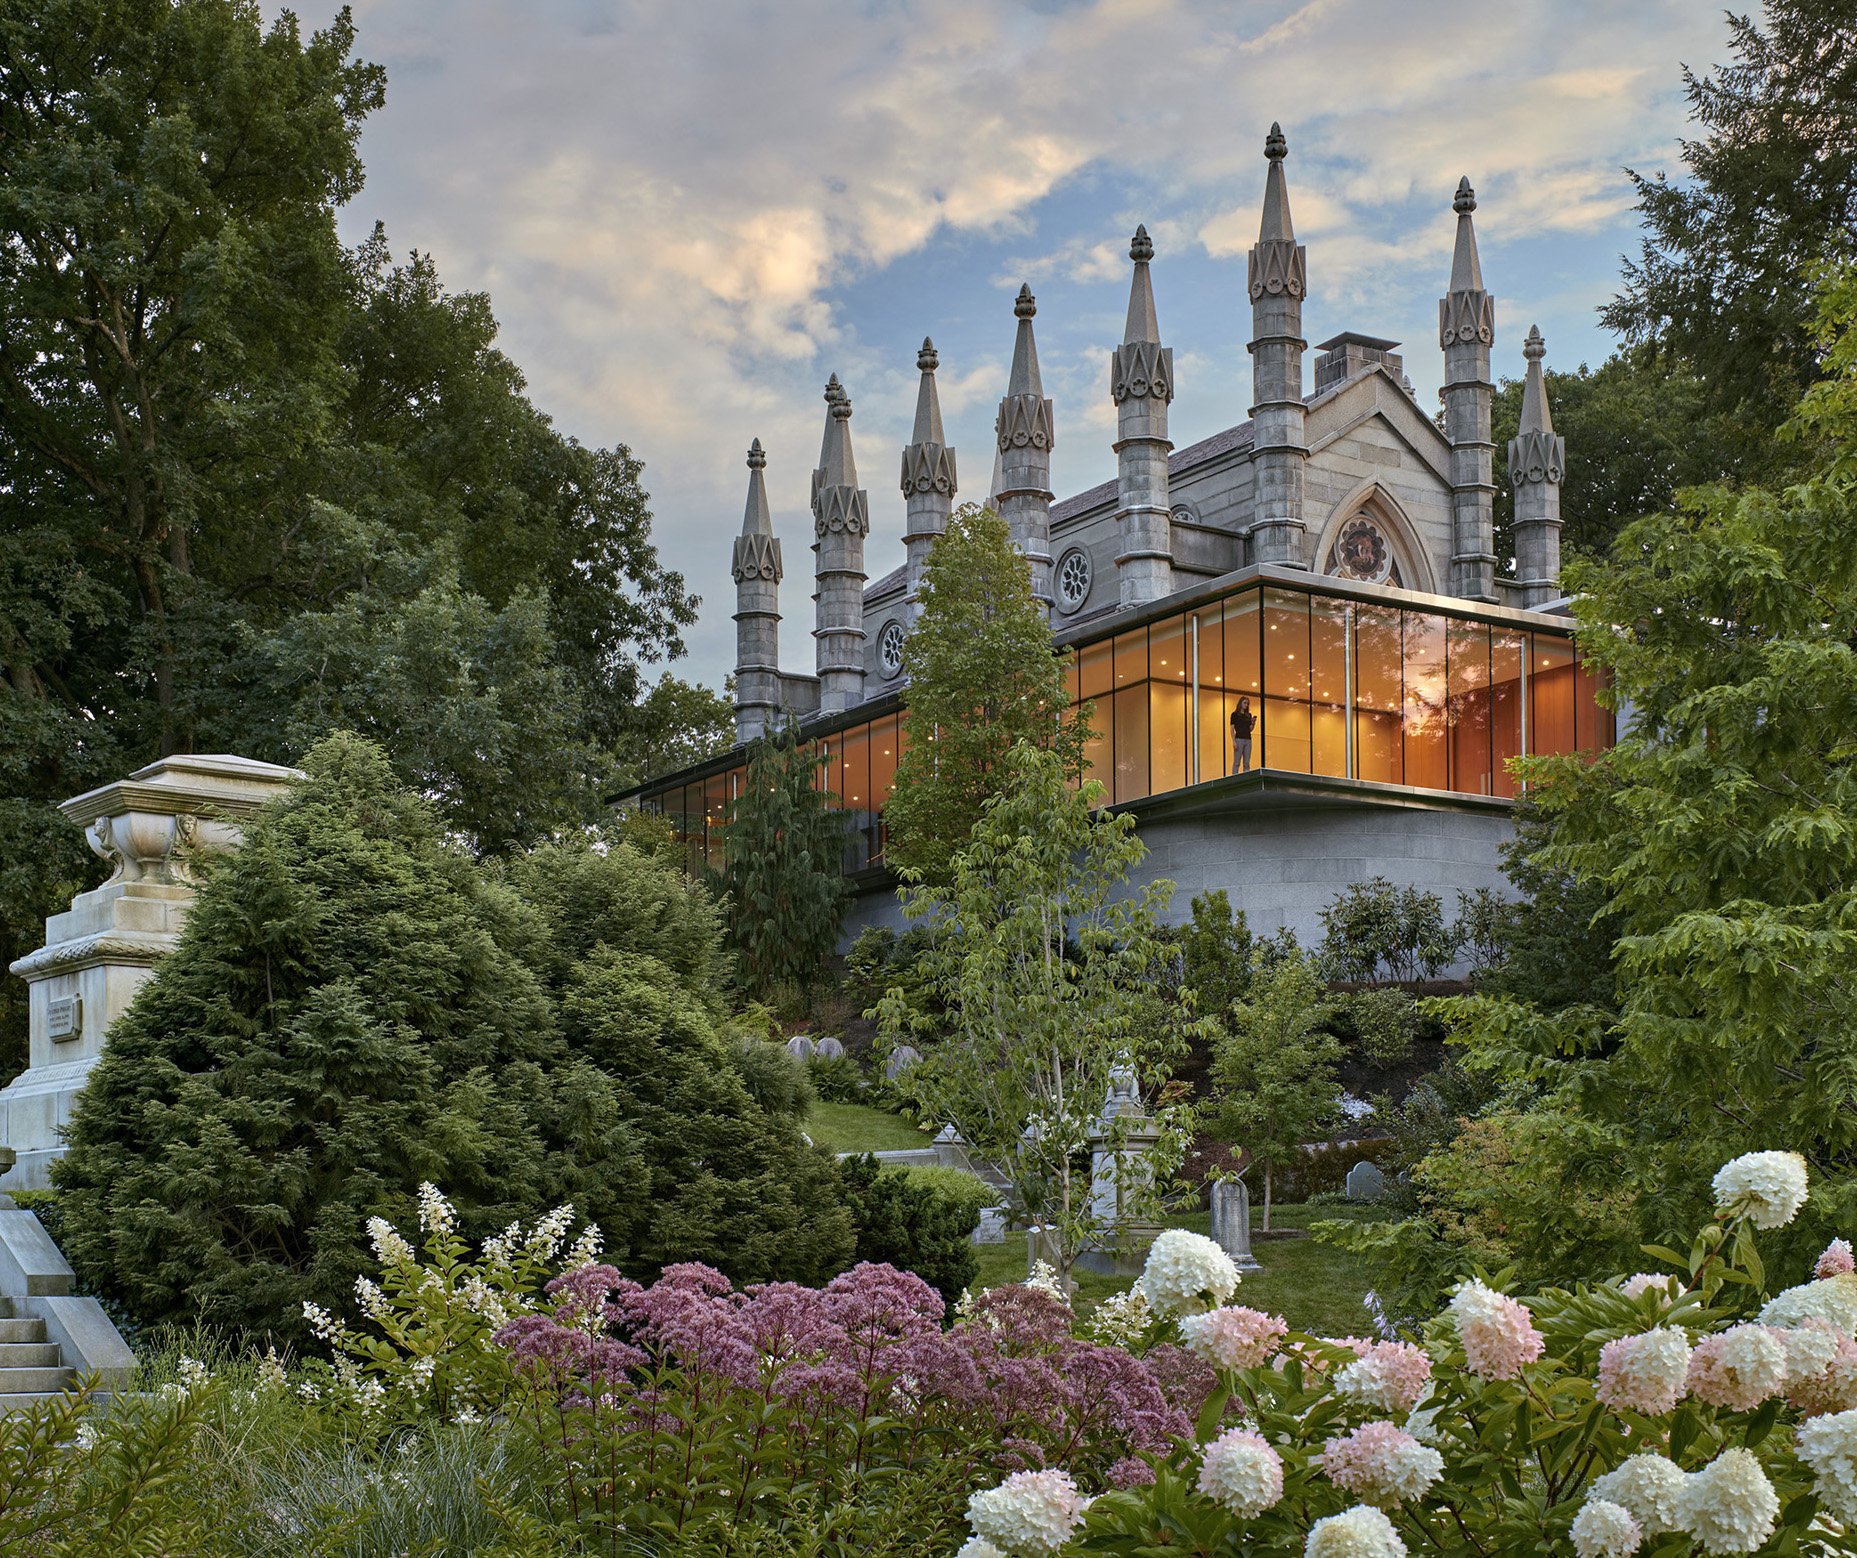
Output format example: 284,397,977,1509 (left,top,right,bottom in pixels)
0,754,301,1188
